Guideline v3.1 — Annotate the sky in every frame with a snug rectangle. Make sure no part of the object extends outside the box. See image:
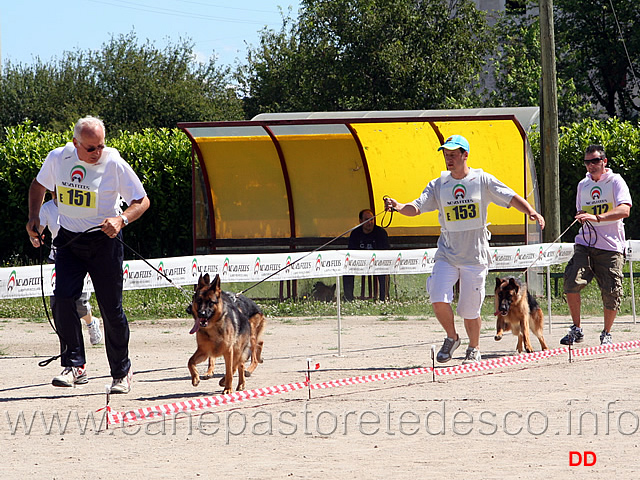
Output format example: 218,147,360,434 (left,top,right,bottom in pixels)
1,0,301,69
